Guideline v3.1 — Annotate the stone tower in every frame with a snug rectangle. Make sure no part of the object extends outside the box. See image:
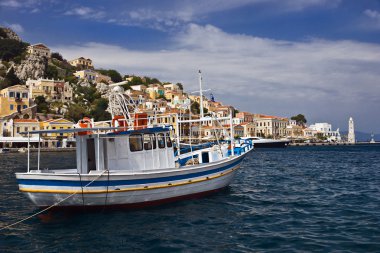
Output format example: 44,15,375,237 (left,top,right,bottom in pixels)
348,117,355,143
